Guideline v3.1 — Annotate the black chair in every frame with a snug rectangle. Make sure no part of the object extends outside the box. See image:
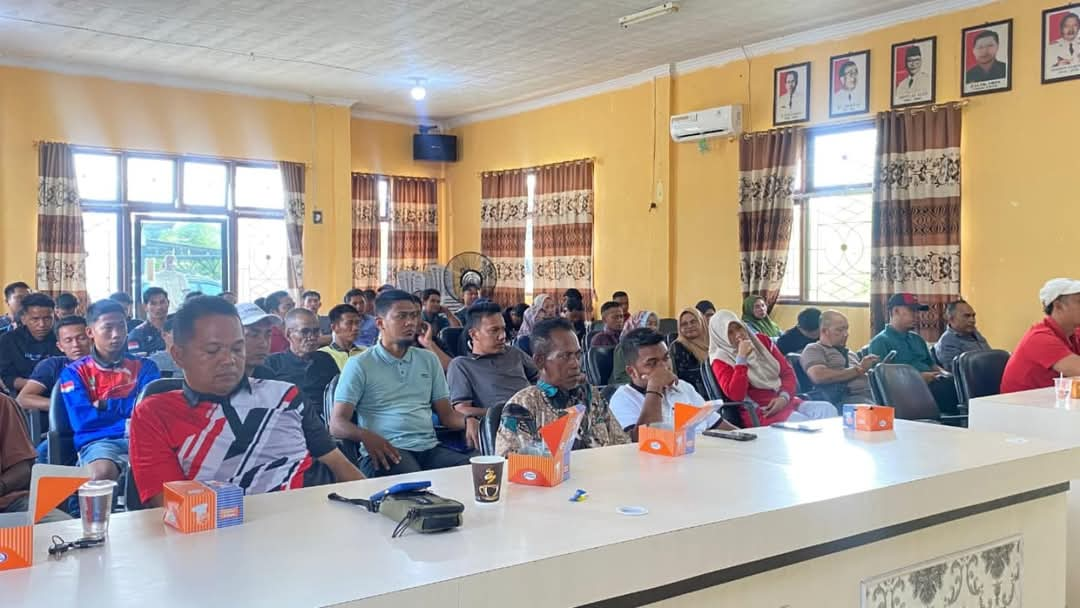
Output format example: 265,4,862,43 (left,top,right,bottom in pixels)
658,318,678,336
438,327,466,358
514,335,532,356
785,353,814,395
586,347,615,386
697,362,757,428
20,406,48,448
323,375,361,464
955,349,1010,405
47,383,76,466
868,364,967,426
584,329,602,349
665,332,677,345
481,404,504,456
122,379,184,511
